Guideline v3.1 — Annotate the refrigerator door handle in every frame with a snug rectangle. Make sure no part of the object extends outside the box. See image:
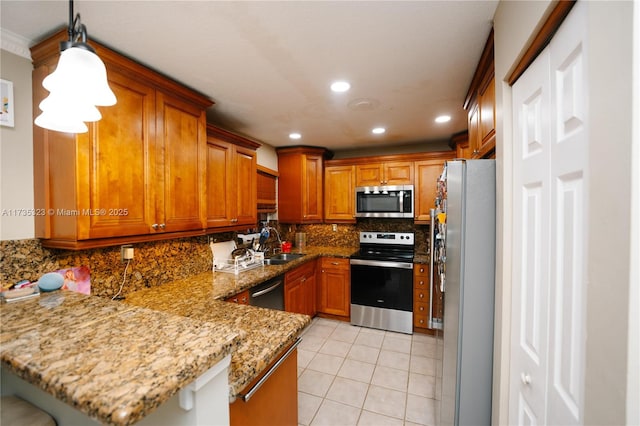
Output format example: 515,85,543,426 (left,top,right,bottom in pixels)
429,209,436,329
